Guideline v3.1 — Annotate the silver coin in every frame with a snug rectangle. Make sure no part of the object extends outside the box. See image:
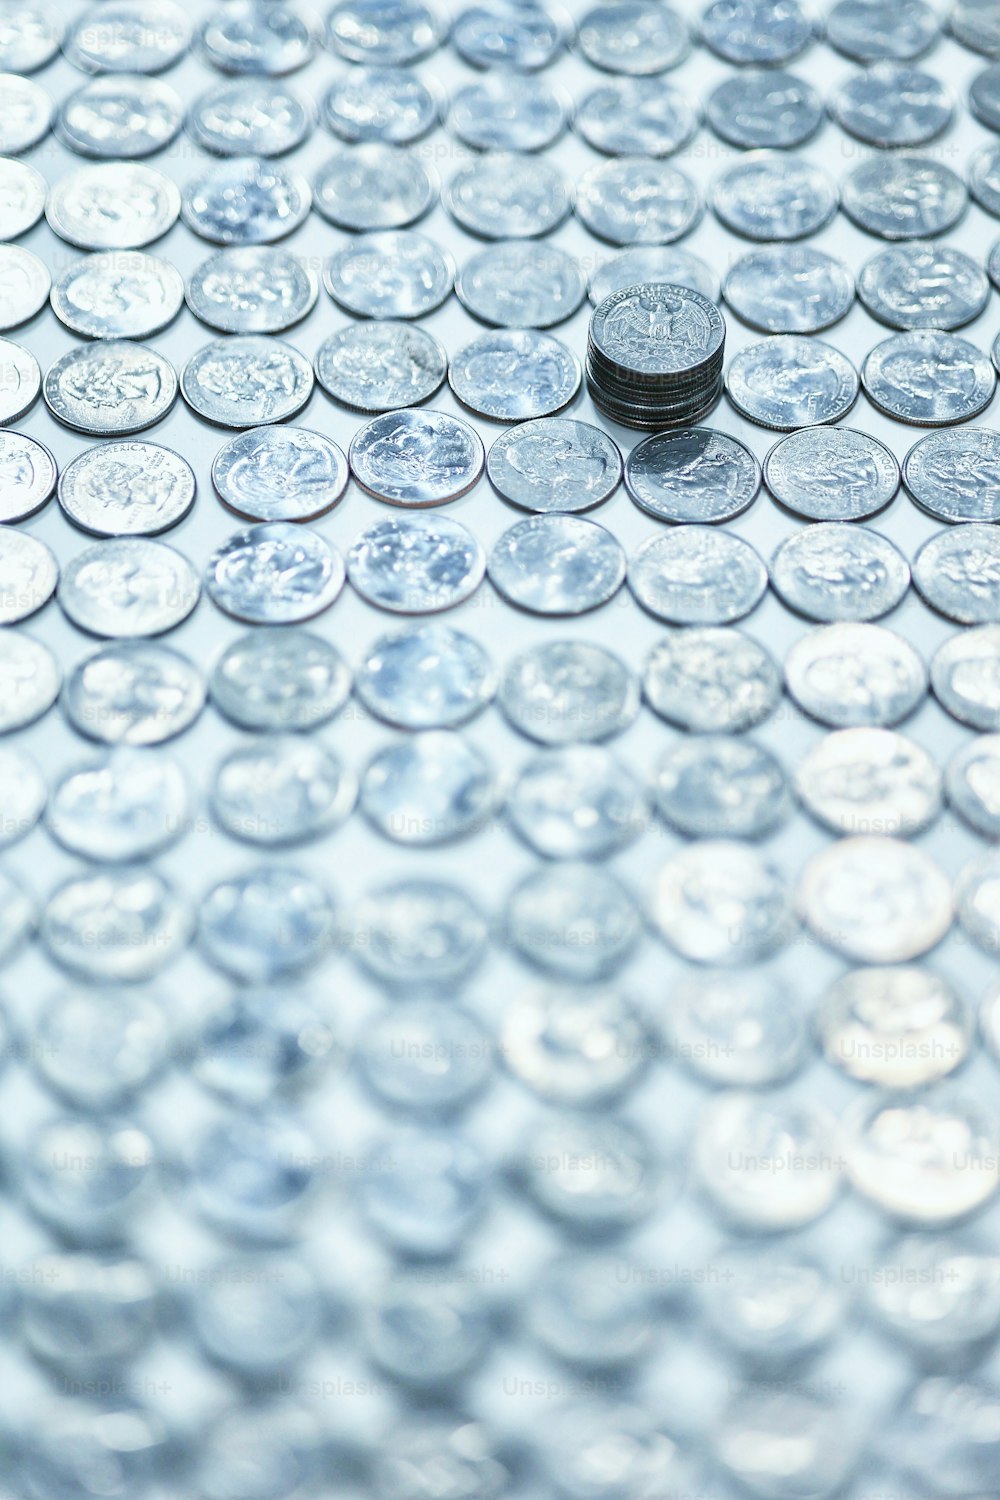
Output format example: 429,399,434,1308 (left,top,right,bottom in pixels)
314,143,435,230
51,251,184,340
507,745,647,860
0,336,37,424
349,409,483,506
652,735,789,839
200,0,319,73
577,0,688,73
588,246,717,306
629,527,768,625
314,321,445,413
952,0,1000,54
486,418,621,513
0,430,54,521
698,1246,839,1354
188,78,314,157
212,426,347,521
65,0,191,72
932,625,1000,729
57,441,195,537
64,640,206,745
727,336,859,430
958,850,1000,956
0,626,58,728
723,247,854,334
199,865,335,980
573,79,699,157
866,1234,1000,1350
653,839,793,965
913,525,1000,624
506,863,641,980
344,876,488,987
0,1,61,72
0,743,44,846
322,64,438,144
857,243,990,331
206,523,345,623
705,68,823,148
323,229,454,319
452,1,567,69
46,162,180,249
444,151,569,240
624,427,760,523
970,141,1000,219
827,0,939,61
698,1099,842,1232
0,71,49,153
945,734,1000,837
700,0,814,63
0,154,45,237
361,730,495,845
46,747,190,862
575,156,701,244
499,639,639,744
799,836,952,962
519,1116,654,1231
328,0,443,63
862,330,996,426
448,73,567,152
186,246,317,334
60,538,200,637
0,243,48,329
55,75,183,158
971,62,1000,131
795,726,942,836
831,63,953,147
712,152,836,241
42,868,192,981
841,154,967,239
456,242,584,329
191,992,336,1106
354,623,495,729
488,514,625,615
33,989,170,1109
763,426,899,520
643,626,781,732
449,329,581,421
820,968,968,1087
211,736,356,846
43,341,177,435
348,512,485,613
210,627,350,730
785,621,927,727
771,523,909,622
181,157,311,244
903,429,1000,523
501,989,647,1107
360,999,490,1112
181,336,313,427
